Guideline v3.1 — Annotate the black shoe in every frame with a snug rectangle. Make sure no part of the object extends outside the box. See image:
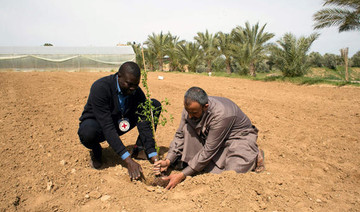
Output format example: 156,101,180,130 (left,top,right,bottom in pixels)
89,150,102,169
